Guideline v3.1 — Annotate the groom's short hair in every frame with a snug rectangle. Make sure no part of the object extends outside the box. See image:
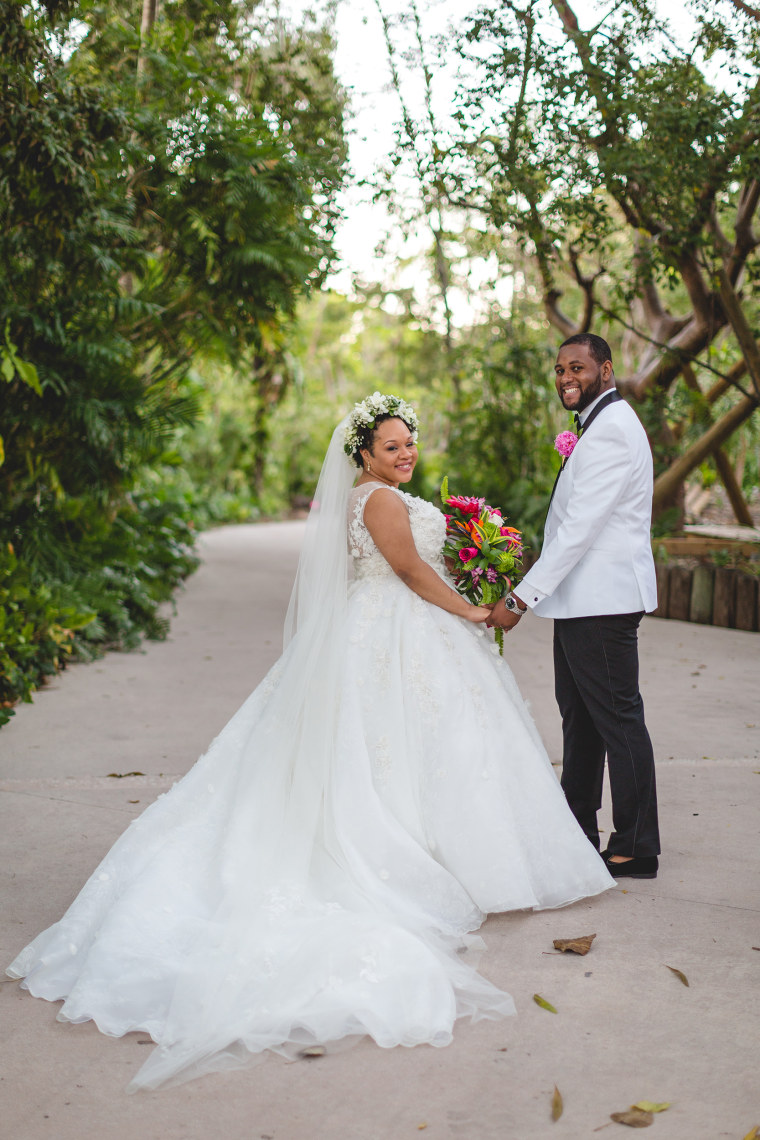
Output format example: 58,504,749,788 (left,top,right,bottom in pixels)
559,333,612,366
